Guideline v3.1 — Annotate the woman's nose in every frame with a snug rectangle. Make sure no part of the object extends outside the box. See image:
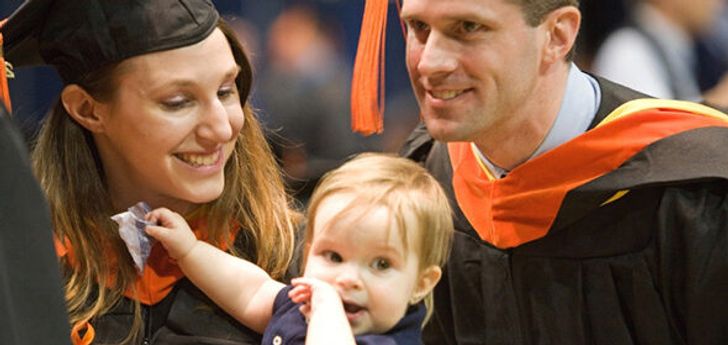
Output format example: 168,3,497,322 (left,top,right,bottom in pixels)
197,100,235,142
